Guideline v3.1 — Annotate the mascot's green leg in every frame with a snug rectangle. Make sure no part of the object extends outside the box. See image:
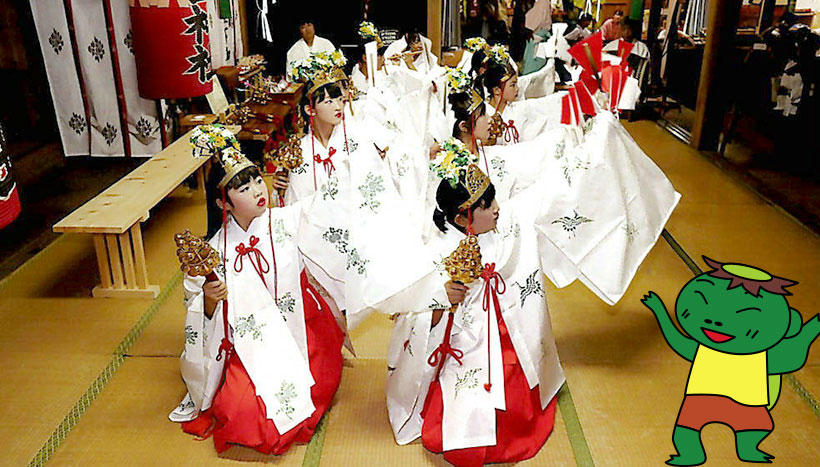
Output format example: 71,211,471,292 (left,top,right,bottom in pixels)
736,430,774,463
667,426,706,466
